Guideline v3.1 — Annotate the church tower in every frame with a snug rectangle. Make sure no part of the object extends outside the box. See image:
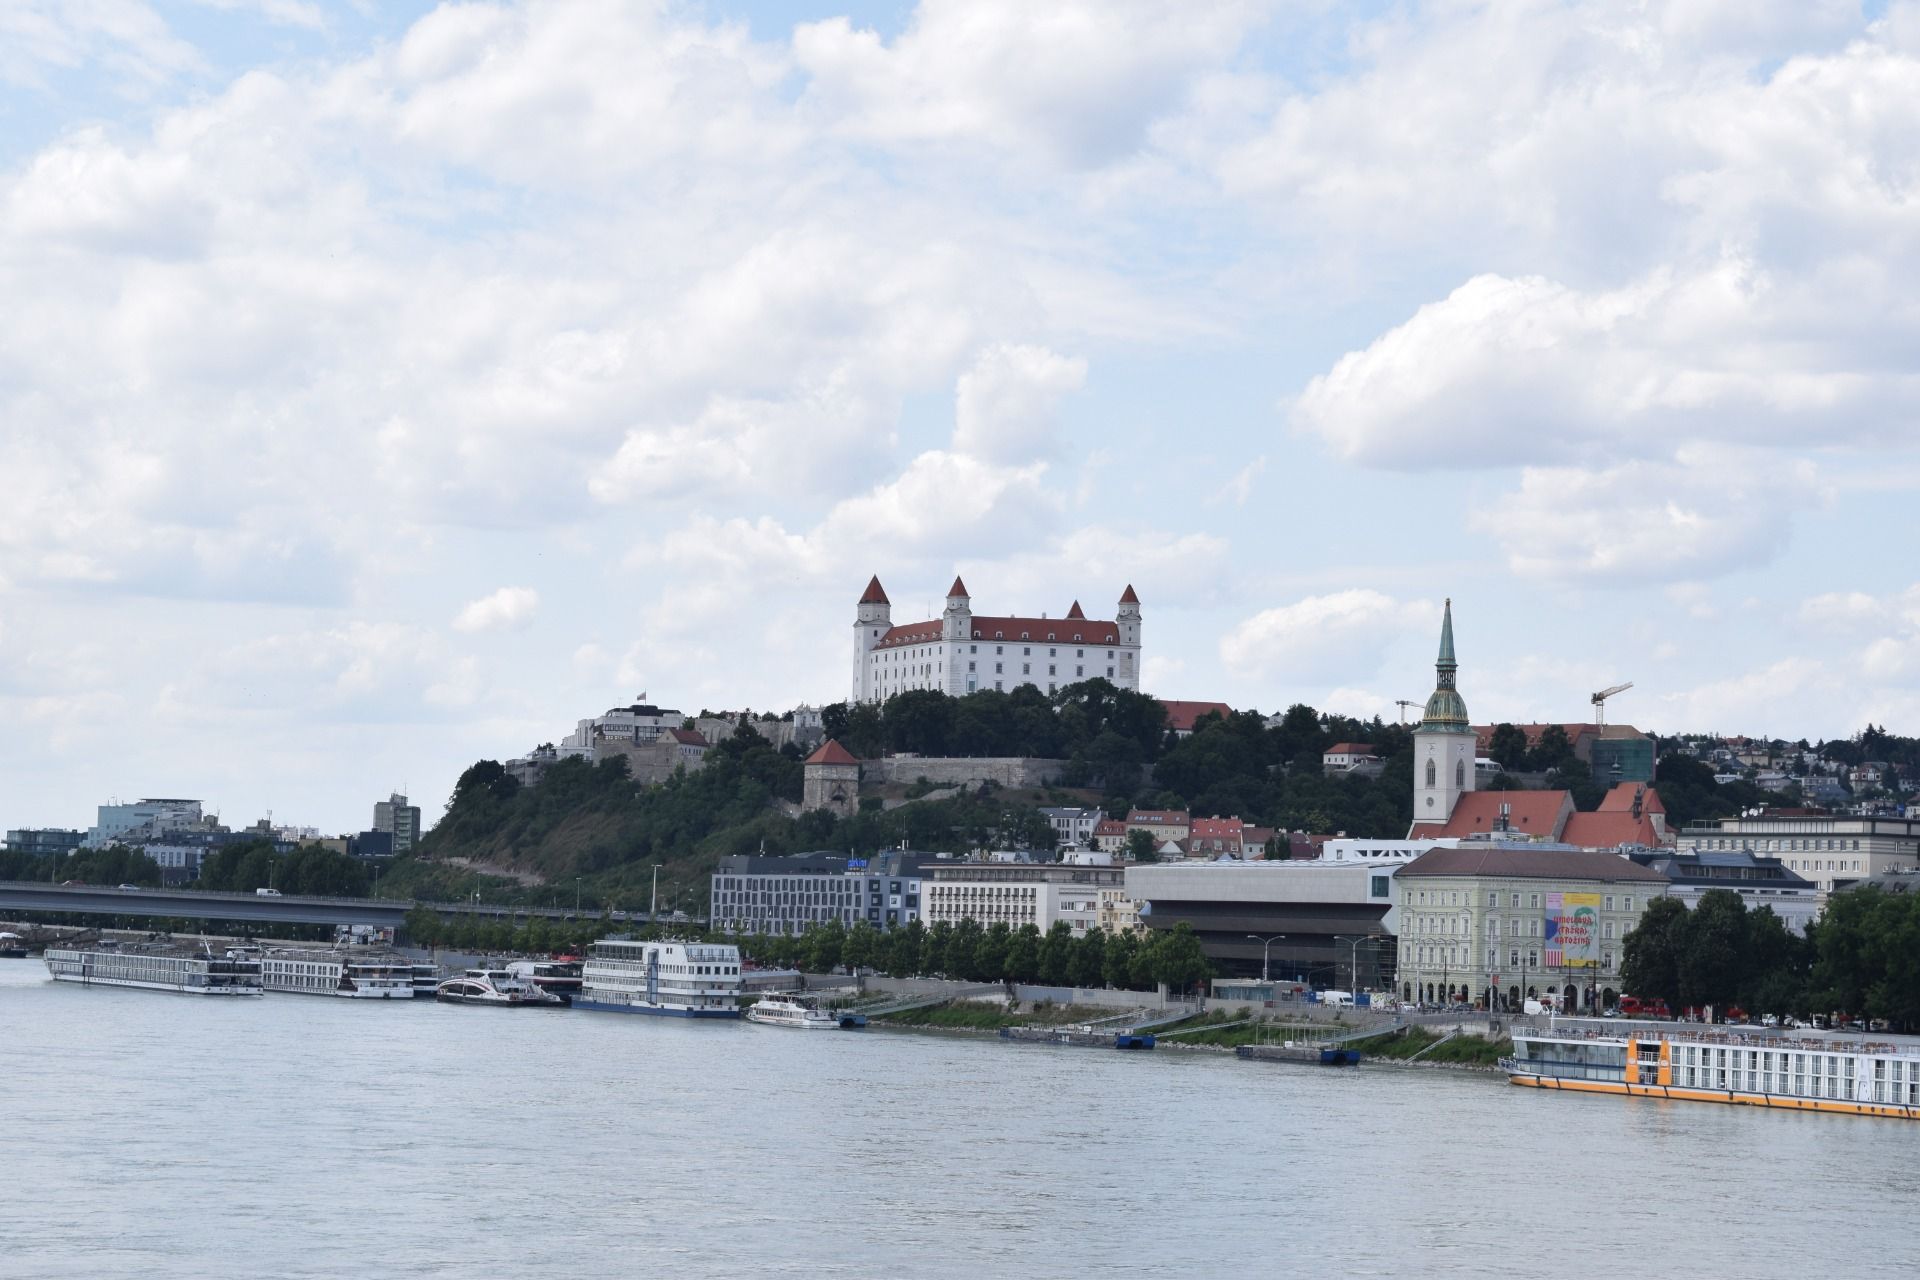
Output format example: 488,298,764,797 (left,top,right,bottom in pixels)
1410,598,1476,831
852,575,891,703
